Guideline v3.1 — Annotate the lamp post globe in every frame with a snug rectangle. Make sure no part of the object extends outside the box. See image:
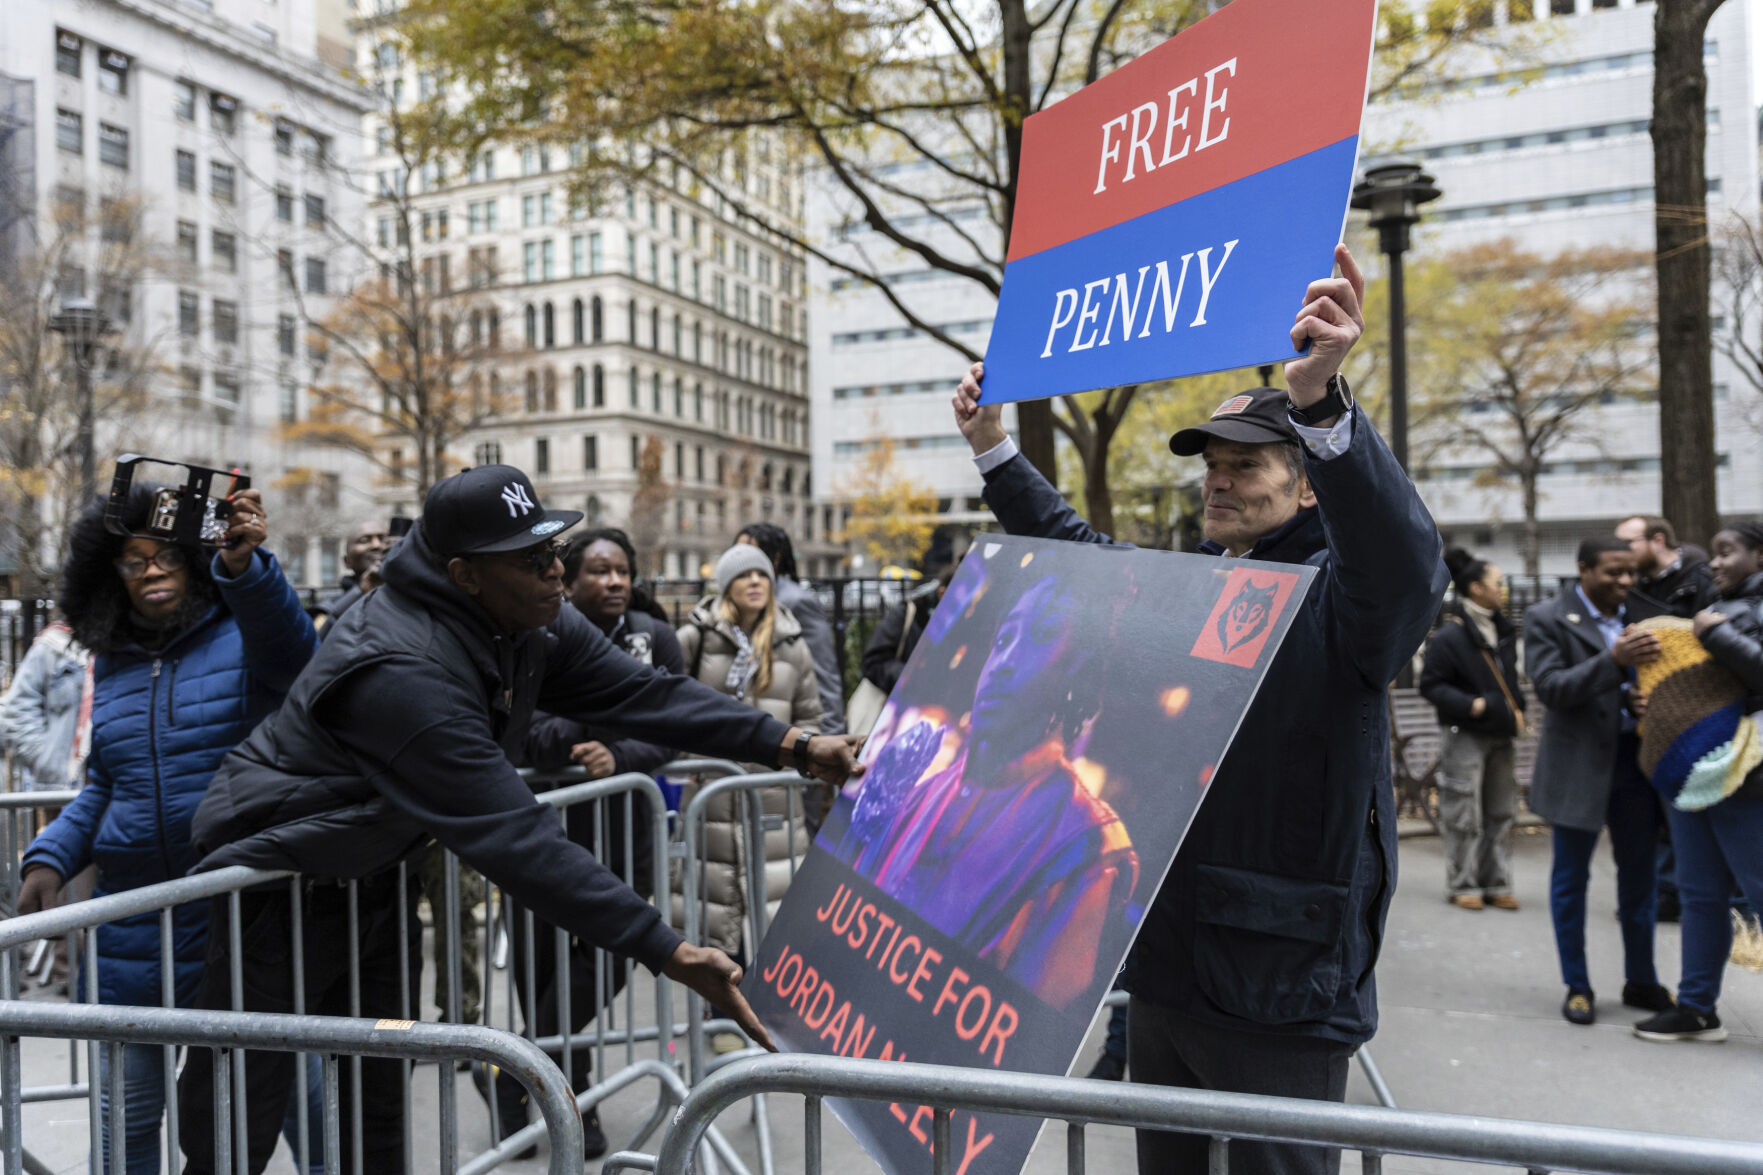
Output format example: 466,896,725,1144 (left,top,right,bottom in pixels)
48,296,113,505
1350,159,1441,476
